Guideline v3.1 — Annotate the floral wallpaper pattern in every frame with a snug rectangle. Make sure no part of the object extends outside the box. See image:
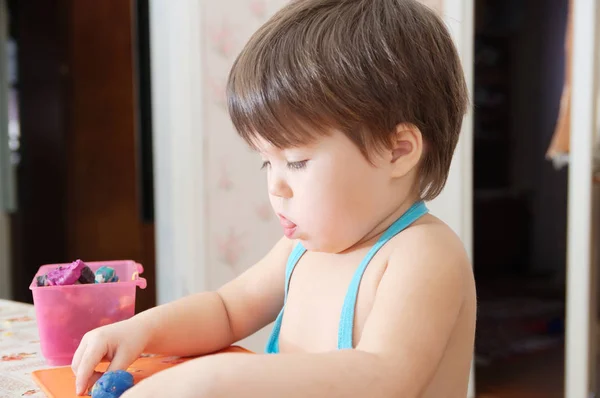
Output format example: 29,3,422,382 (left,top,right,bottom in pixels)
202,0,443,351
204,0,290,290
